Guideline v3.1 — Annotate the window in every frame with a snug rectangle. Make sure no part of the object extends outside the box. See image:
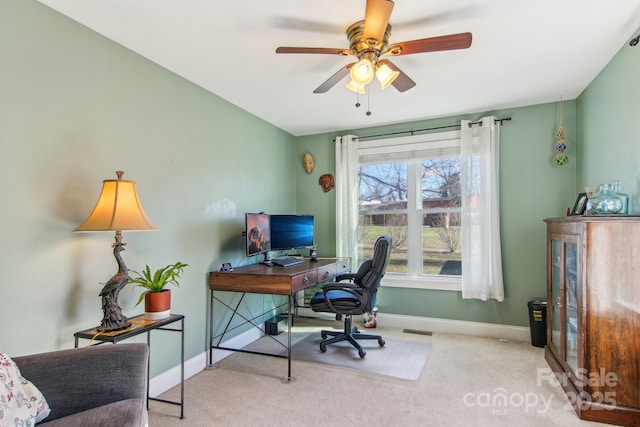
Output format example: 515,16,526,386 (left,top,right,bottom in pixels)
336,118,503,298
356,131,462,291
